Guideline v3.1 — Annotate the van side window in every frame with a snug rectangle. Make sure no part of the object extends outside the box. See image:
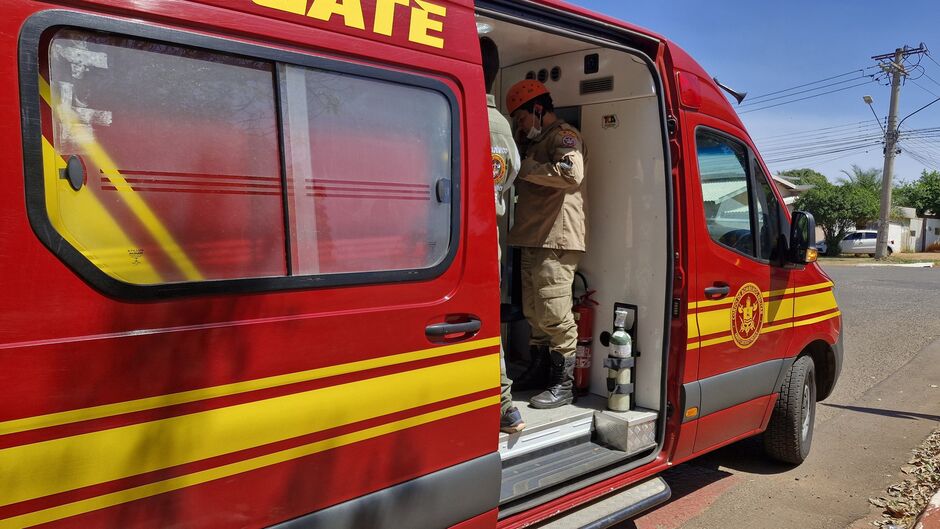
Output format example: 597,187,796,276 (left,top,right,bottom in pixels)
34,27,456,292
695,131,754,256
